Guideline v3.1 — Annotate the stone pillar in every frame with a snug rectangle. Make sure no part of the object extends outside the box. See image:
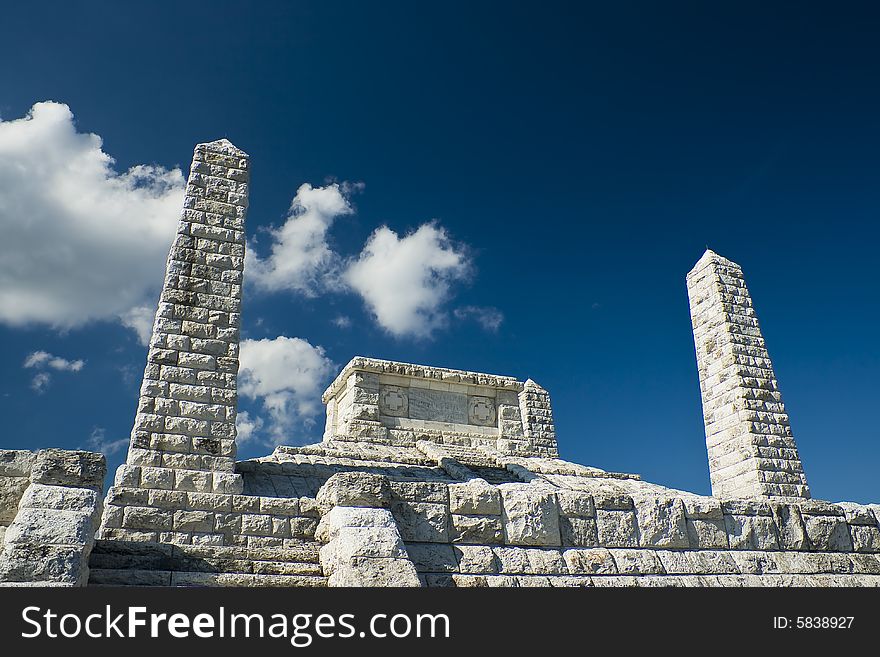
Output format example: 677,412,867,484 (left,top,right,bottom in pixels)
686,250,810,501
102,139,249,542
515,380,559,458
